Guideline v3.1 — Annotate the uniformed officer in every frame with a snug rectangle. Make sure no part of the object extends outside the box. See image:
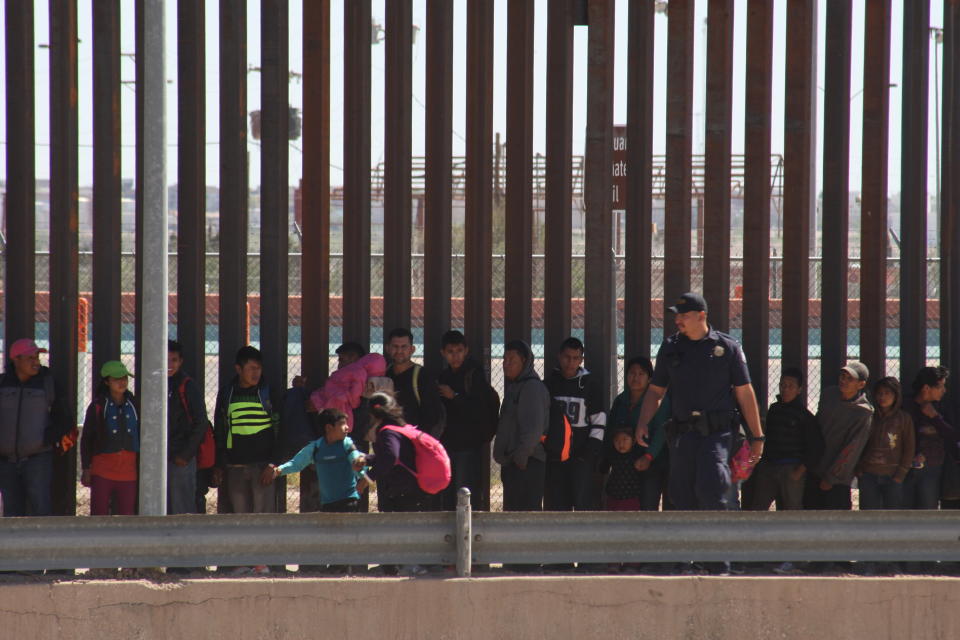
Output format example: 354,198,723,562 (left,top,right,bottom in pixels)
635,292,764,509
